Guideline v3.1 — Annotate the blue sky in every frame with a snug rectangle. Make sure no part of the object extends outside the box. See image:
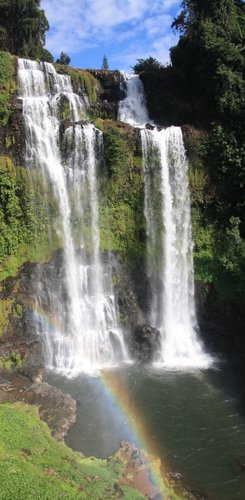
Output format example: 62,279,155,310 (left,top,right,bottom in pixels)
41,0,181,71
